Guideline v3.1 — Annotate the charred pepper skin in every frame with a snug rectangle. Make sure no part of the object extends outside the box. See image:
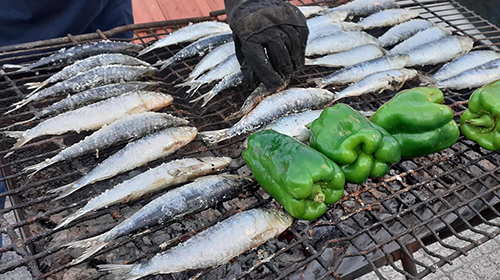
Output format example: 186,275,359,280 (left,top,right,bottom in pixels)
242,130,345,220
460,80,500,151
307,104,401,184
370,87,460,157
